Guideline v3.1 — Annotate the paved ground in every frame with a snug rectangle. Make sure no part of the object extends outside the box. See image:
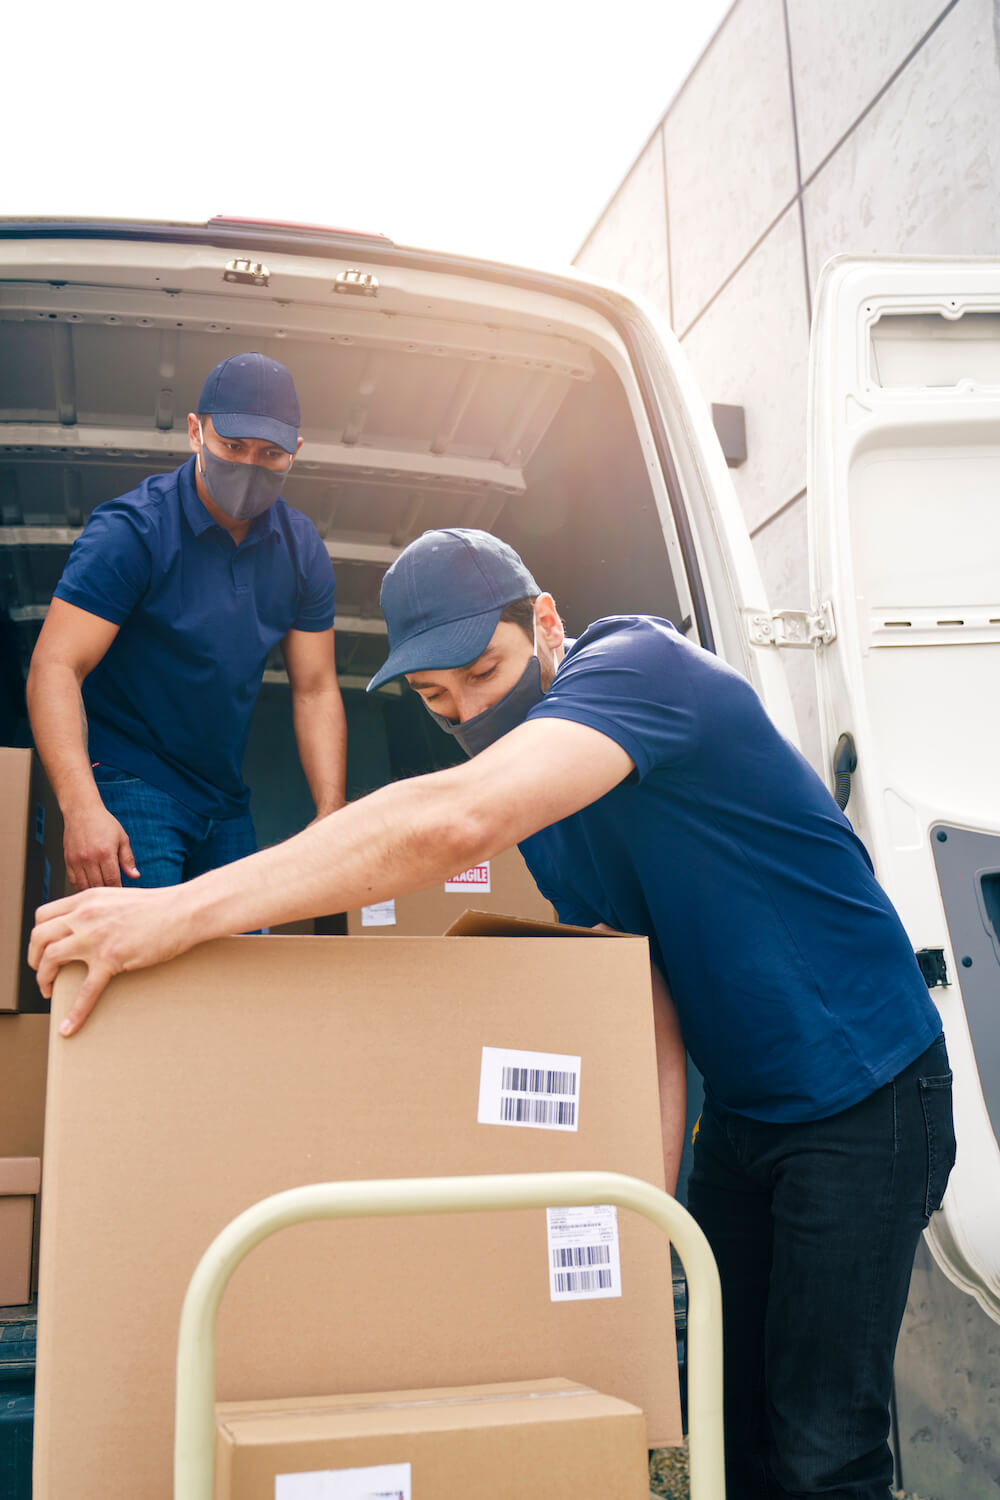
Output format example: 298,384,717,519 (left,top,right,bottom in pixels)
648,1446,937,1499
648,1443,689,1498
